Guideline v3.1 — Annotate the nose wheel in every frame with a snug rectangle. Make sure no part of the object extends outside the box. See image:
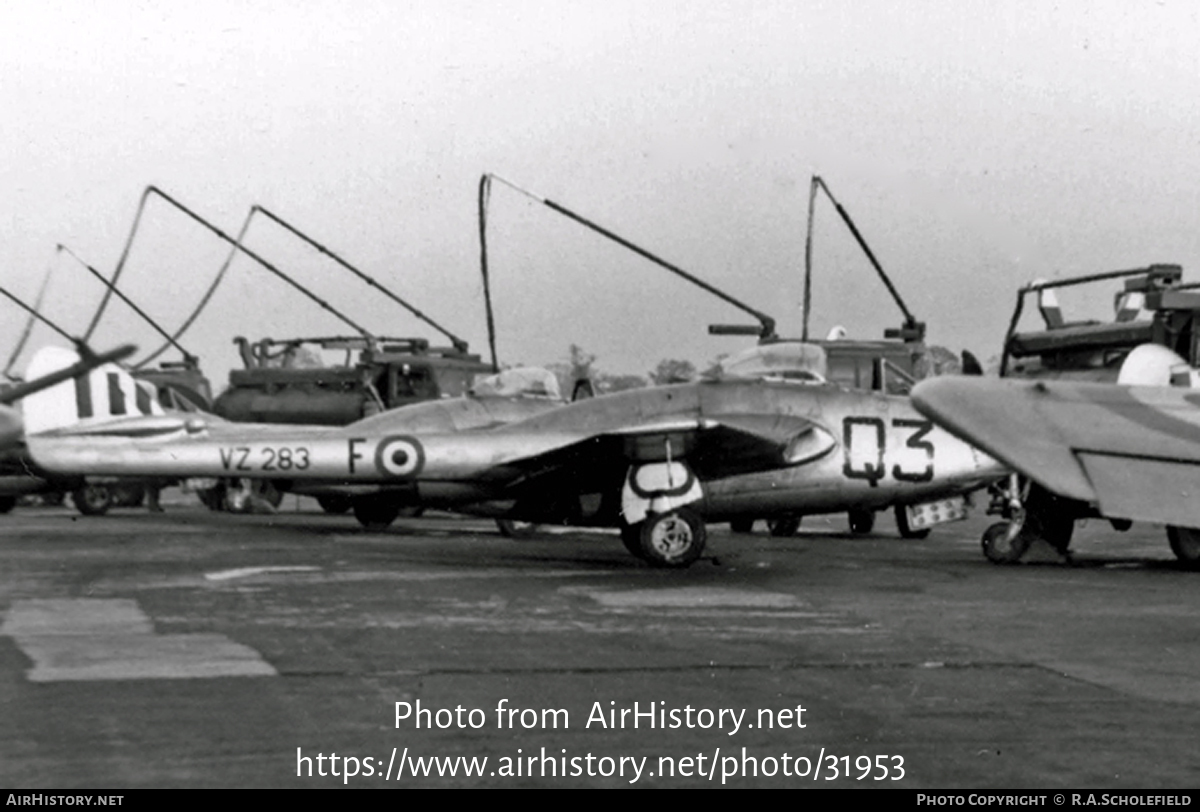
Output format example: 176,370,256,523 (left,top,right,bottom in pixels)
981,521,1032,564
